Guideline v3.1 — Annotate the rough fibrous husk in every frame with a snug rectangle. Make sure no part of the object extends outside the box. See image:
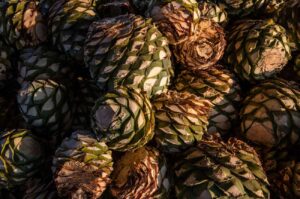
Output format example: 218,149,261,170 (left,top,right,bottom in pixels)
110,146,170,199
150,2,194,45
132,0,200,19
150,2,226,69
52,130,113,199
